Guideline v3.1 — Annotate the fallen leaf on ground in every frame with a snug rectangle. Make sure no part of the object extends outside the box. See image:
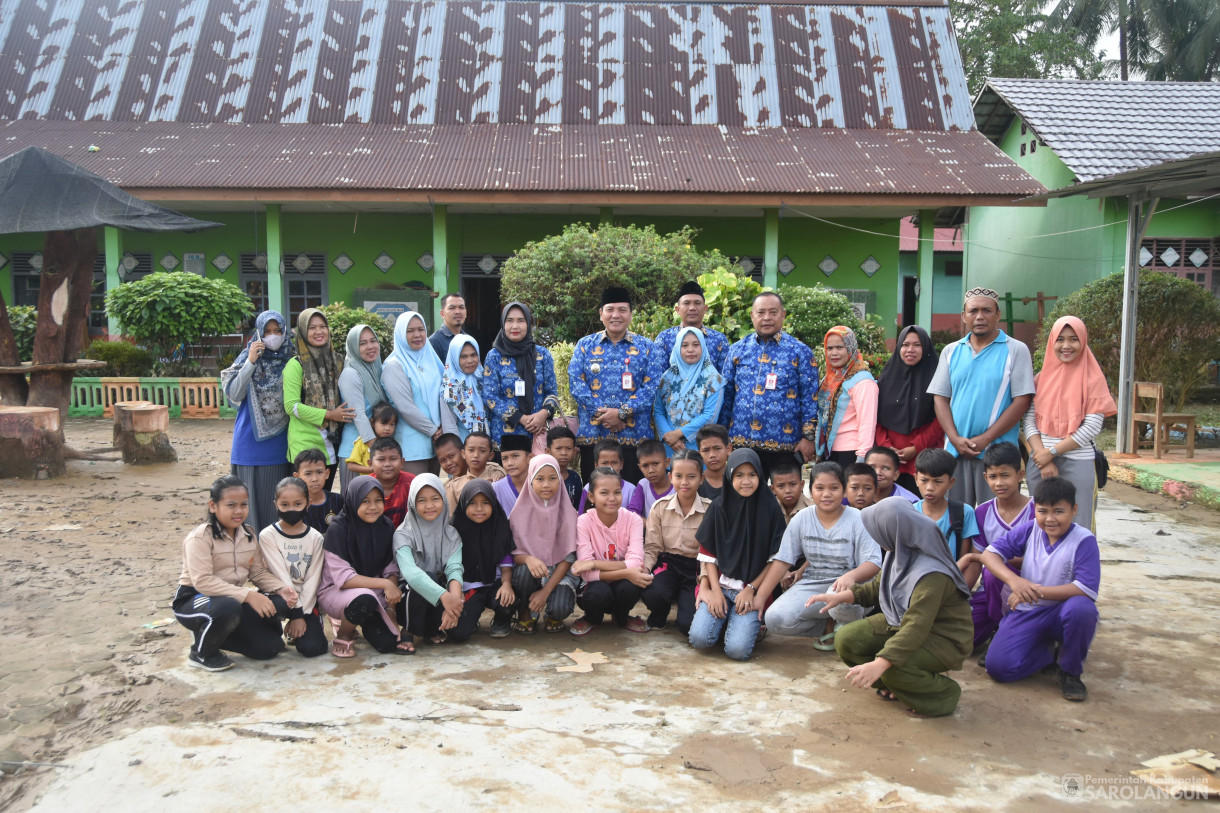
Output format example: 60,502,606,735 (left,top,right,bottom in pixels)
877,789,907,808
44,524,81,531
556,649,609,673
